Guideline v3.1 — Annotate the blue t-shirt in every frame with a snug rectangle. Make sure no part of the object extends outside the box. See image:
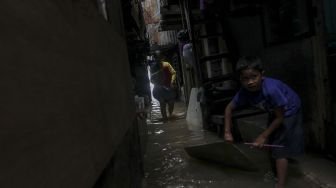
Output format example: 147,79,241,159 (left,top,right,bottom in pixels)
232,77,301,117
